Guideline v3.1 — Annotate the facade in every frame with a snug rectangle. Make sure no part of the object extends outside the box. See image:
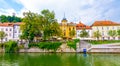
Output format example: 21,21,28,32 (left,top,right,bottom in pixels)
76,22,92,40
0,22,22,42
91,21,120,40
59,17,76,39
